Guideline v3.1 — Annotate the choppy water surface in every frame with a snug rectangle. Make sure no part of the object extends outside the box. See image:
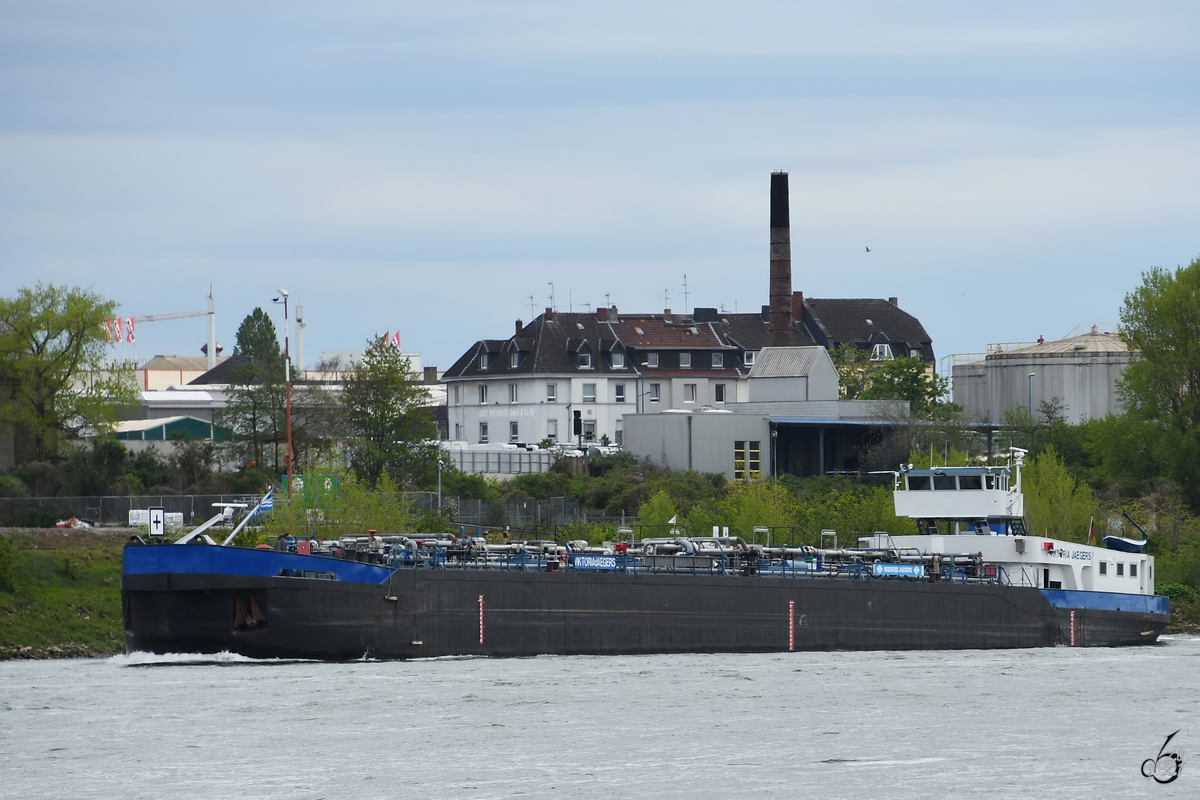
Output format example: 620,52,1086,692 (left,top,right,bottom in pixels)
2,638,1199,799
